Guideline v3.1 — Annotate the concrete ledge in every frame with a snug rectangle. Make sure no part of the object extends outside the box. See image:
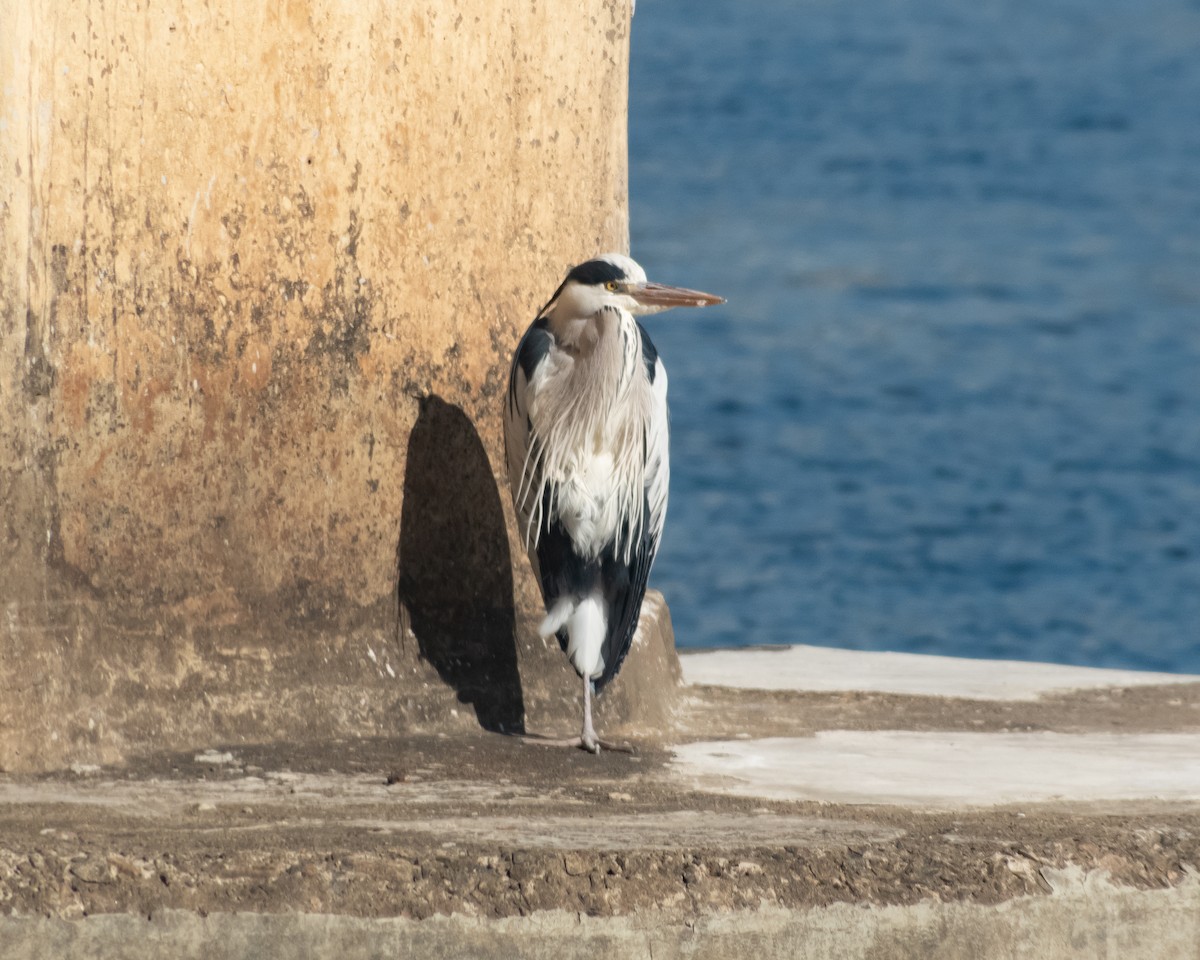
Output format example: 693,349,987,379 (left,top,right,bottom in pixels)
680,644,1200,700
3,647,1199,958
673,731,1200,807
4,871,1200,960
